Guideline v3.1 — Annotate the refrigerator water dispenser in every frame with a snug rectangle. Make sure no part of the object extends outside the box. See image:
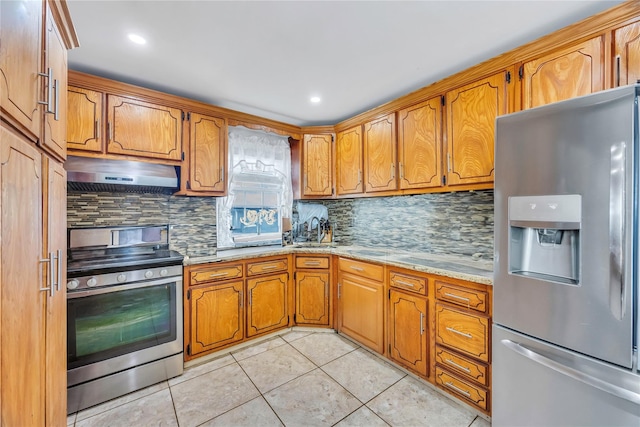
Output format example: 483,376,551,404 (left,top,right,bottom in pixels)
508,195,581,285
